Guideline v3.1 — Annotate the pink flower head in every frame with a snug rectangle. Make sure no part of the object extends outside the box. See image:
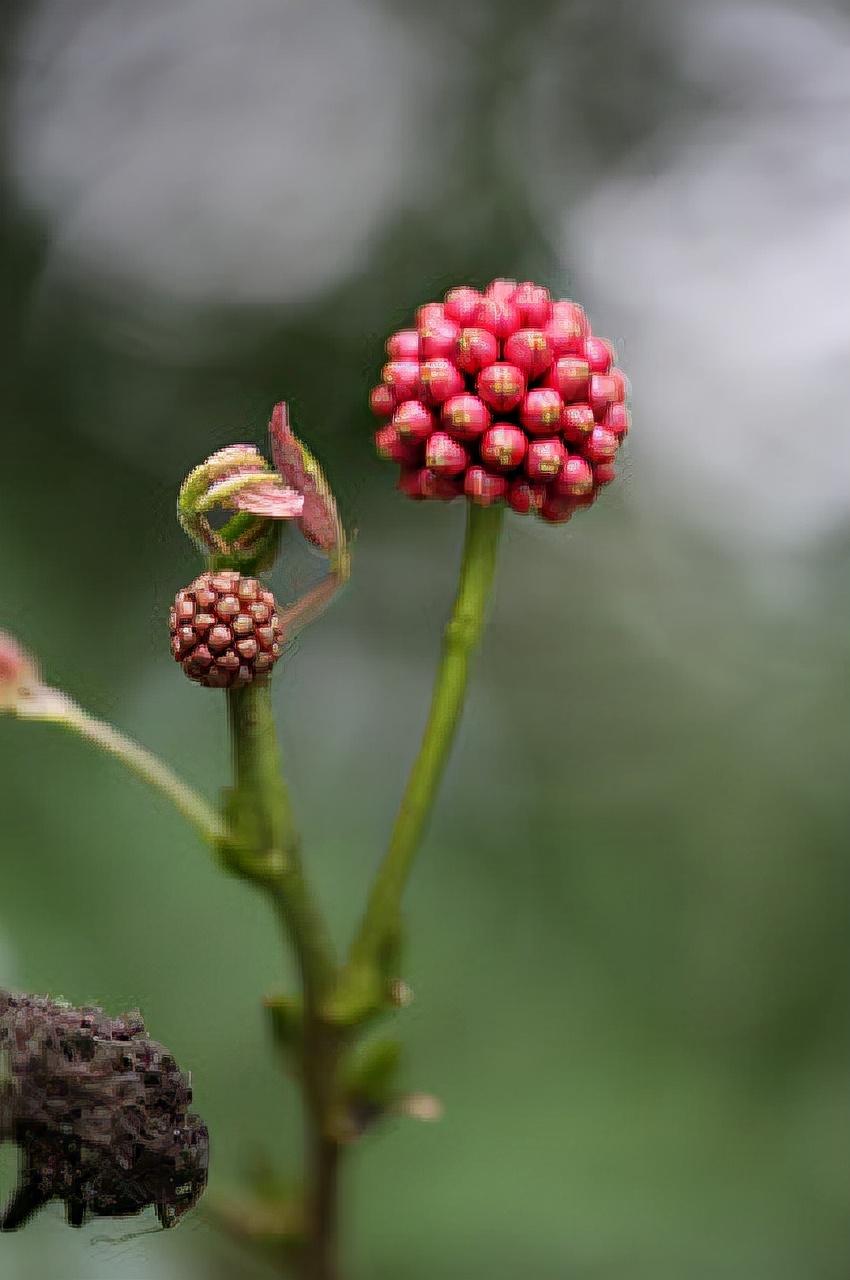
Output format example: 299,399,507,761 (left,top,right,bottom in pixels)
370,279,629,522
